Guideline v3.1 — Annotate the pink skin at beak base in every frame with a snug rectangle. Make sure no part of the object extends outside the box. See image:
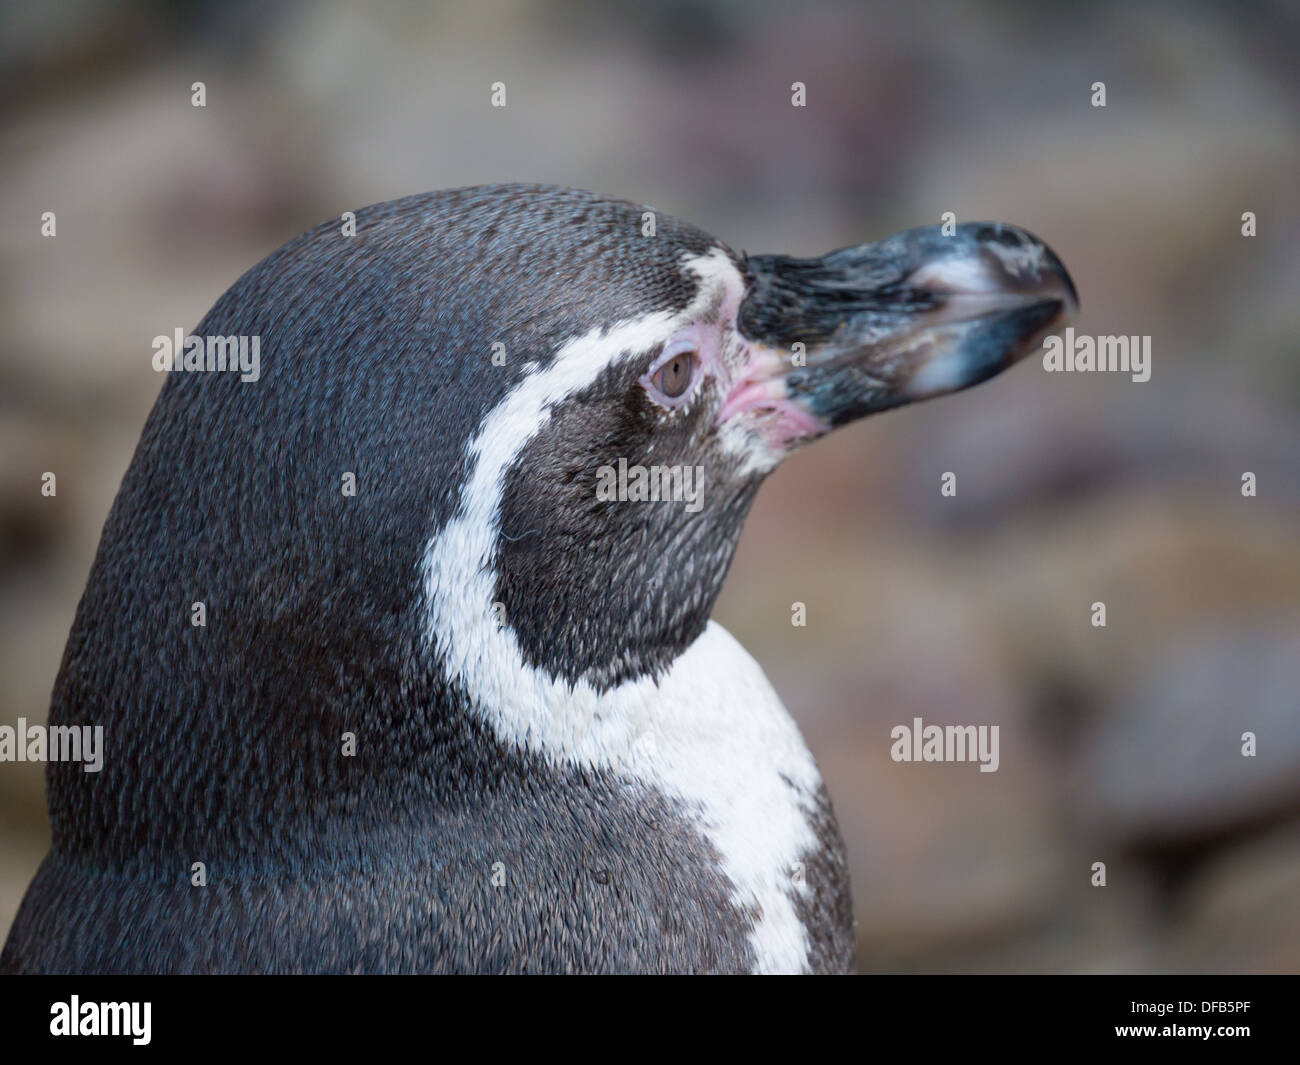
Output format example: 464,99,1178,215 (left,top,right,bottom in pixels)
716,342,829,450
